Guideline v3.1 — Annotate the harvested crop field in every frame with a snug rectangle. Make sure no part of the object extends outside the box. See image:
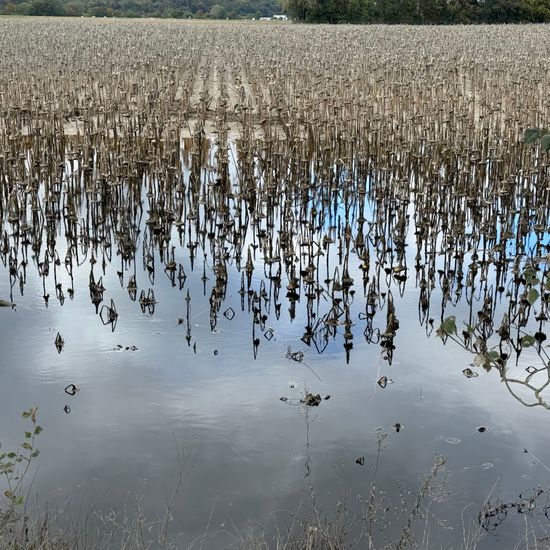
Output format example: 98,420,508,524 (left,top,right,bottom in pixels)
1,18,550,549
